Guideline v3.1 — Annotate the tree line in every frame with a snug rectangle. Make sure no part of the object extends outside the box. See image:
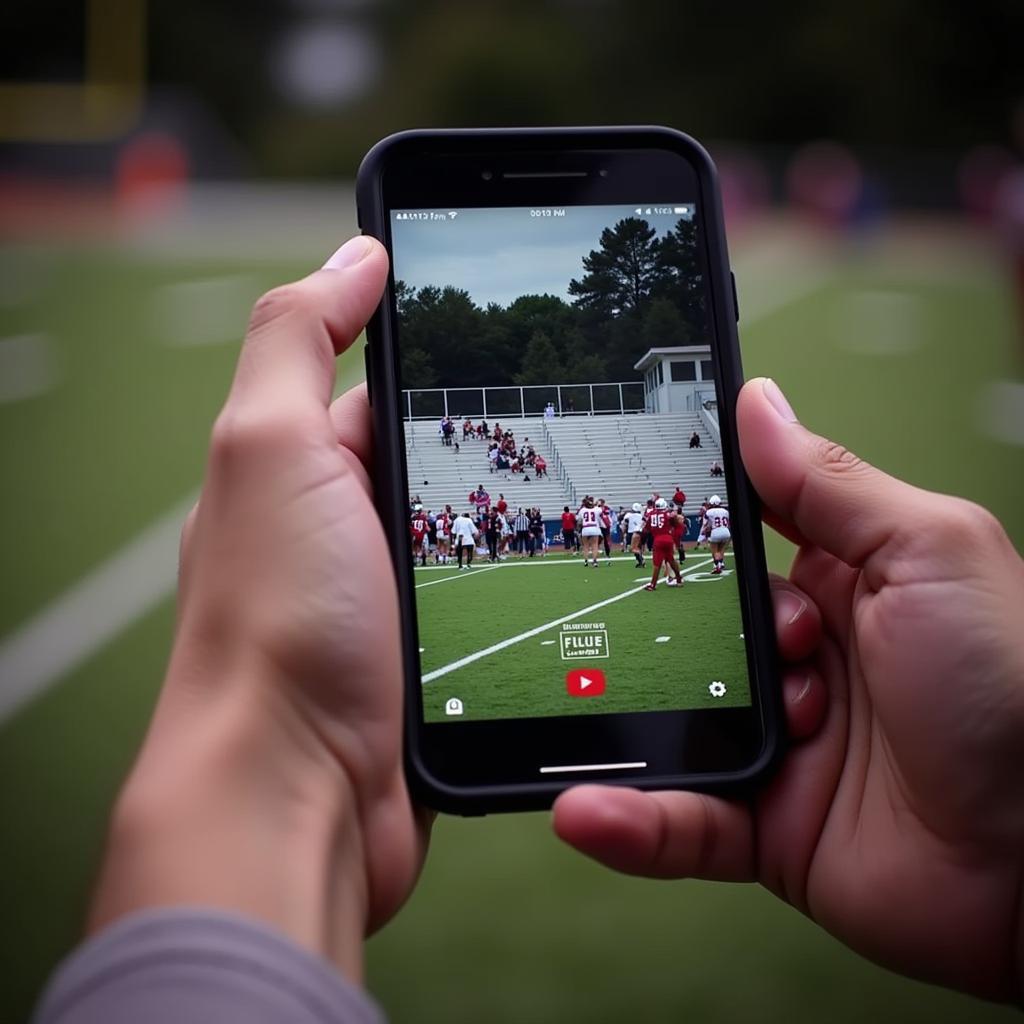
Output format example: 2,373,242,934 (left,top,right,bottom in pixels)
396,216,707,390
